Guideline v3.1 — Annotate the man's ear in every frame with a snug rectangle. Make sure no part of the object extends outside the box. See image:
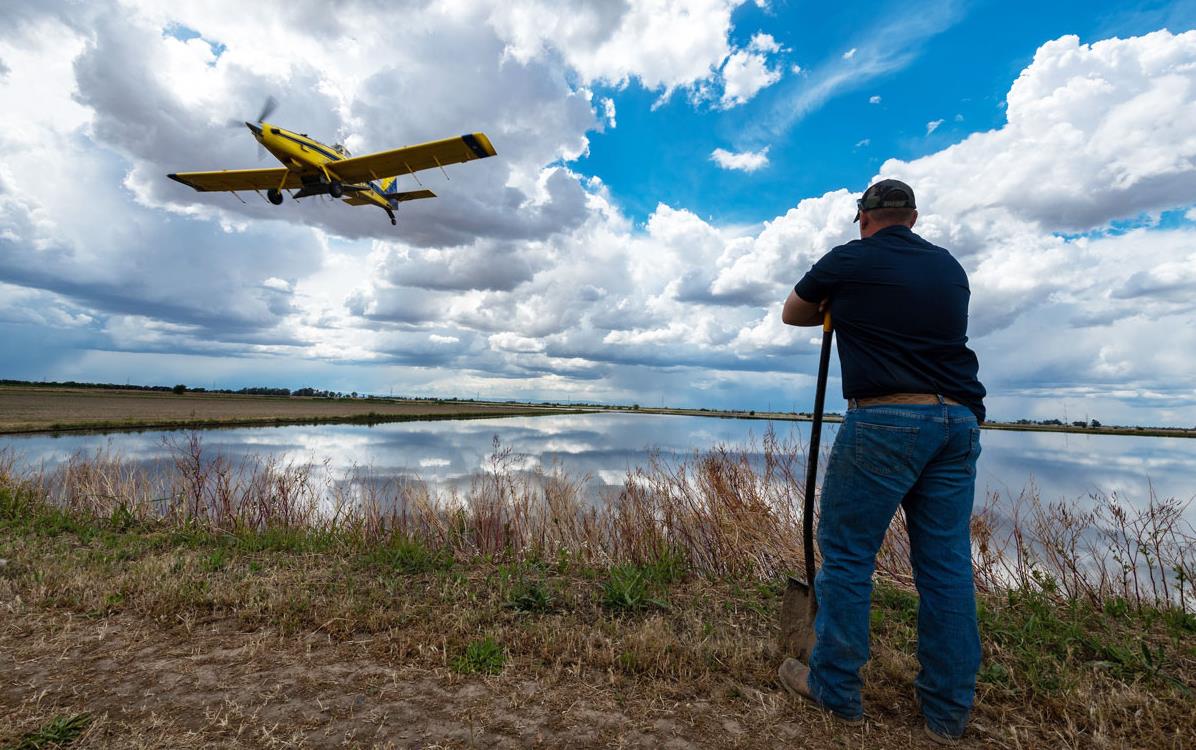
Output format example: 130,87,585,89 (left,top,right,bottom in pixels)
909,210,918,229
